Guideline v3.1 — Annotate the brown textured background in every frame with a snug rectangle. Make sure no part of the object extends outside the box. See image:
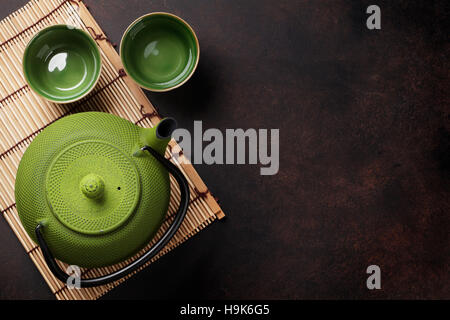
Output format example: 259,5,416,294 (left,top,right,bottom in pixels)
0,0,448,299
